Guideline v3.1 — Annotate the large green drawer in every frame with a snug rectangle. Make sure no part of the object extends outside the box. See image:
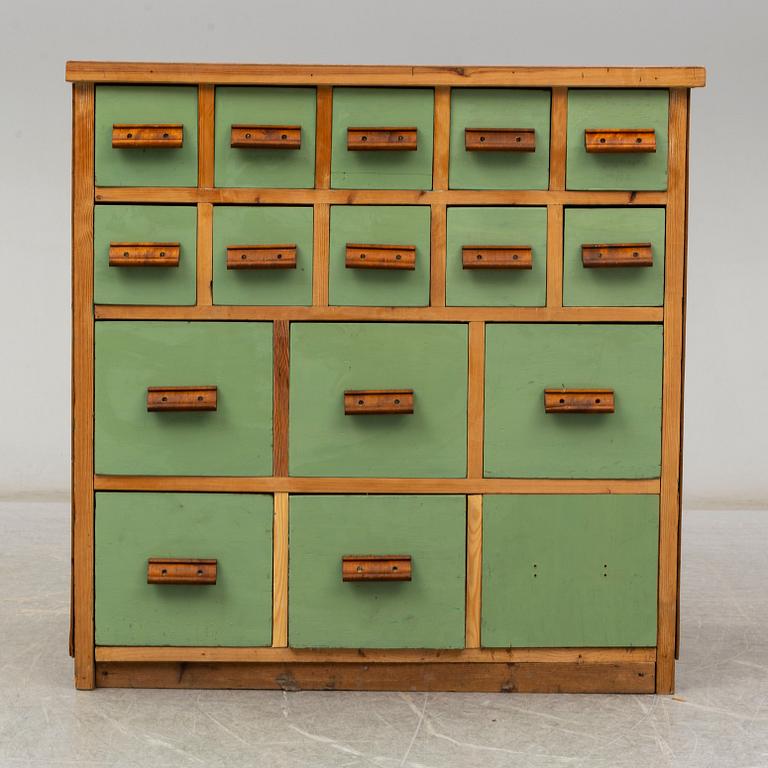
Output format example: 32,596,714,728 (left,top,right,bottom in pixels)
289,495,466,648
95,492,272,646
484,324,662,478
482,494,659,647
95,322,273,476
95,85,198,187
289,323,467,477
